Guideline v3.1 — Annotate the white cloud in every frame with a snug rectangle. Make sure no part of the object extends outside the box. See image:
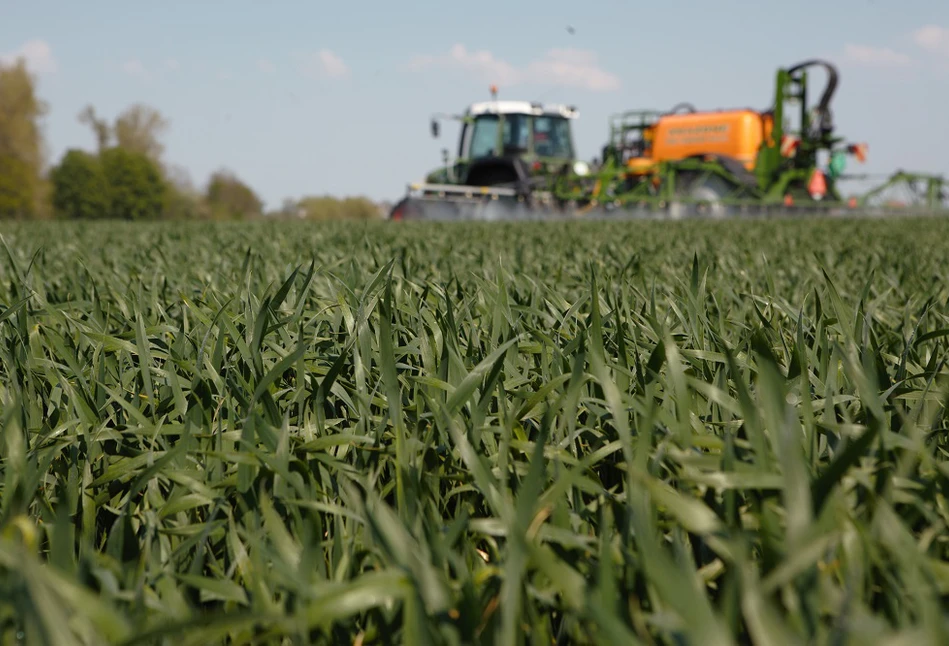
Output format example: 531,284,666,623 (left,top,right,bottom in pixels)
299,49,349,79
121,59,148,78
406,45,620,91
913,25,949,57
257,59,276,74
0,39,57,74
318,50,348,78
525,48,620,91
408,44,520,85
164,58,180,71
843,44,912,67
